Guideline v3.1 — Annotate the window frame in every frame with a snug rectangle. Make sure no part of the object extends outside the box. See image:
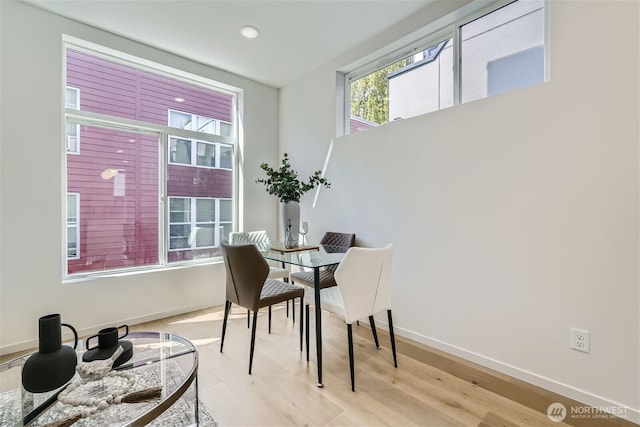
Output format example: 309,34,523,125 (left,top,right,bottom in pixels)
63,37,241,281
342,0,548,135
